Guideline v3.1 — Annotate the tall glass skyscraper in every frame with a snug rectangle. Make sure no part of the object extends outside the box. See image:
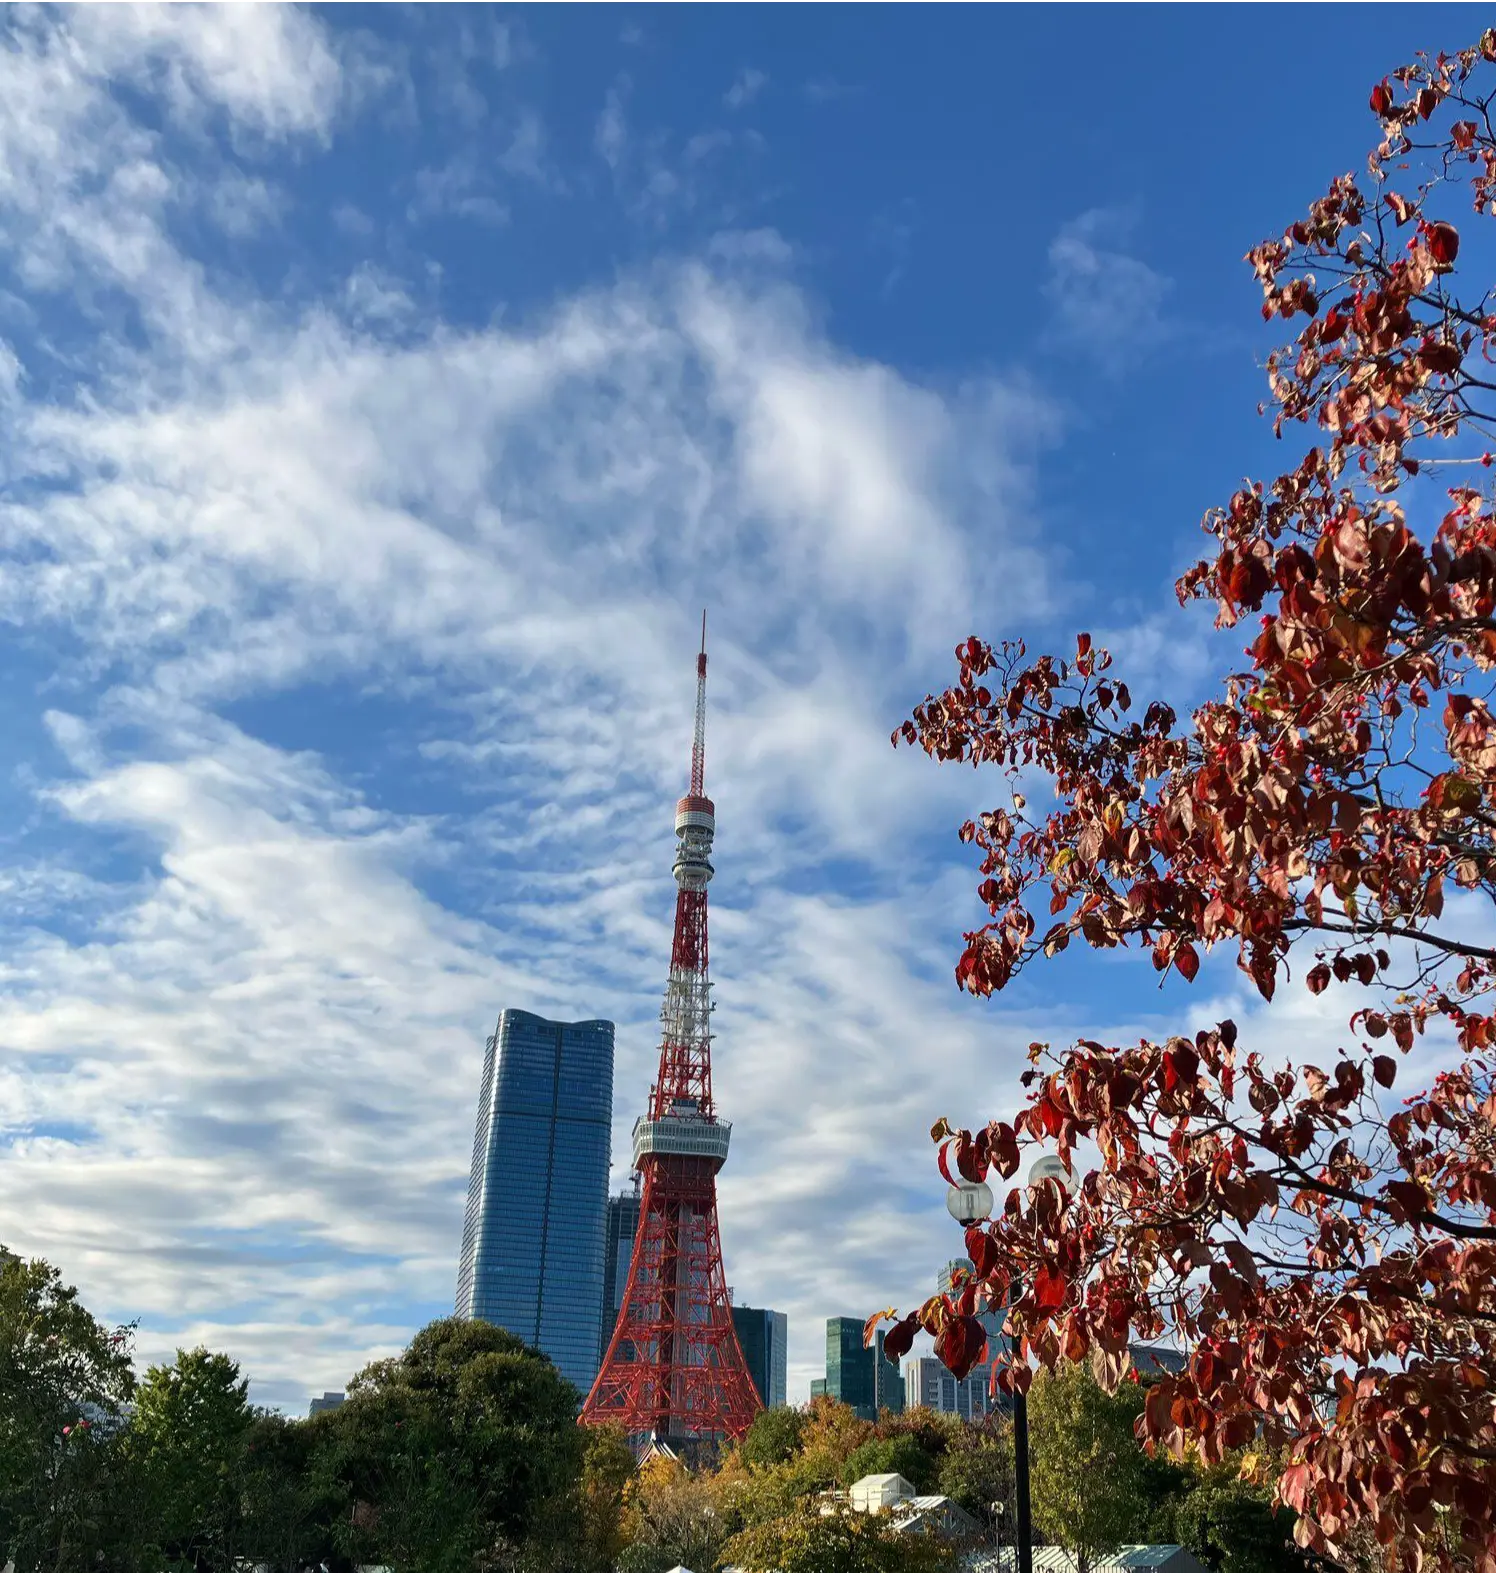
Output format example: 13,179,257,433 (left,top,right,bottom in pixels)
731,1305,788,1409
821,1316,904,1420
455,1009,614,1396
